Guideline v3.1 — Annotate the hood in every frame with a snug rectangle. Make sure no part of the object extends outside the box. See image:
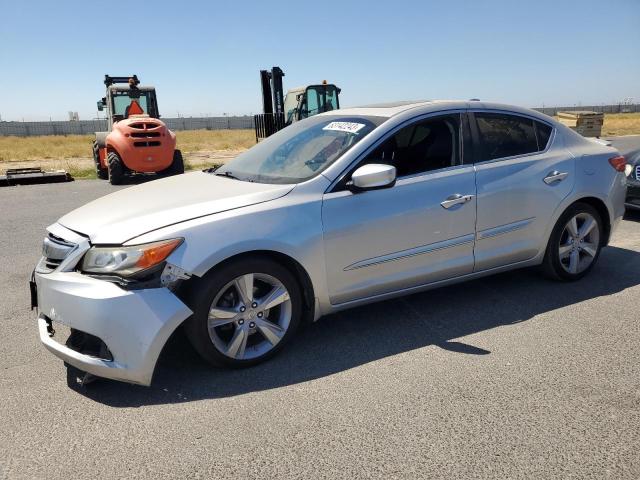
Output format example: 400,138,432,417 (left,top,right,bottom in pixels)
117,115,163,127
58,172,294,244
